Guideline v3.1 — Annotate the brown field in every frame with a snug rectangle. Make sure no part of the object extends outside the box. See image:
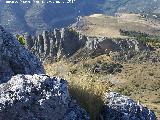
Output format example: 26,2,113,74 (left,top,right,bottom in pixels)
72,13,160,38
